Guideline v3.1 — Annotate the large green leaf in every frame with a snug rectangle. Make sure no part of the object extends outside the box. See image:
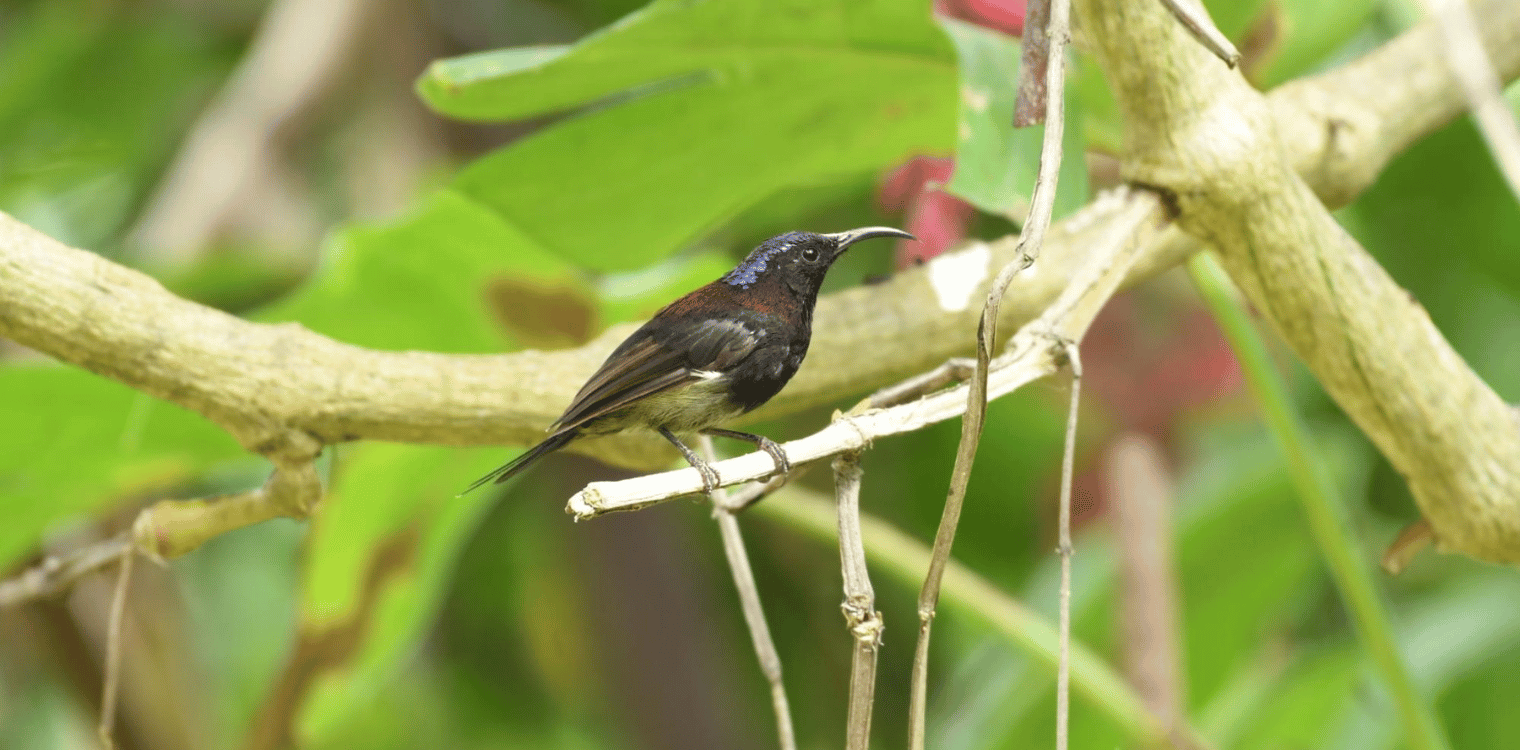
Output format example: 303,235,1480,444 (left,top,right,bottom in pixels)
939,19,1090,219
420,0,951,121
418,0,959,270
